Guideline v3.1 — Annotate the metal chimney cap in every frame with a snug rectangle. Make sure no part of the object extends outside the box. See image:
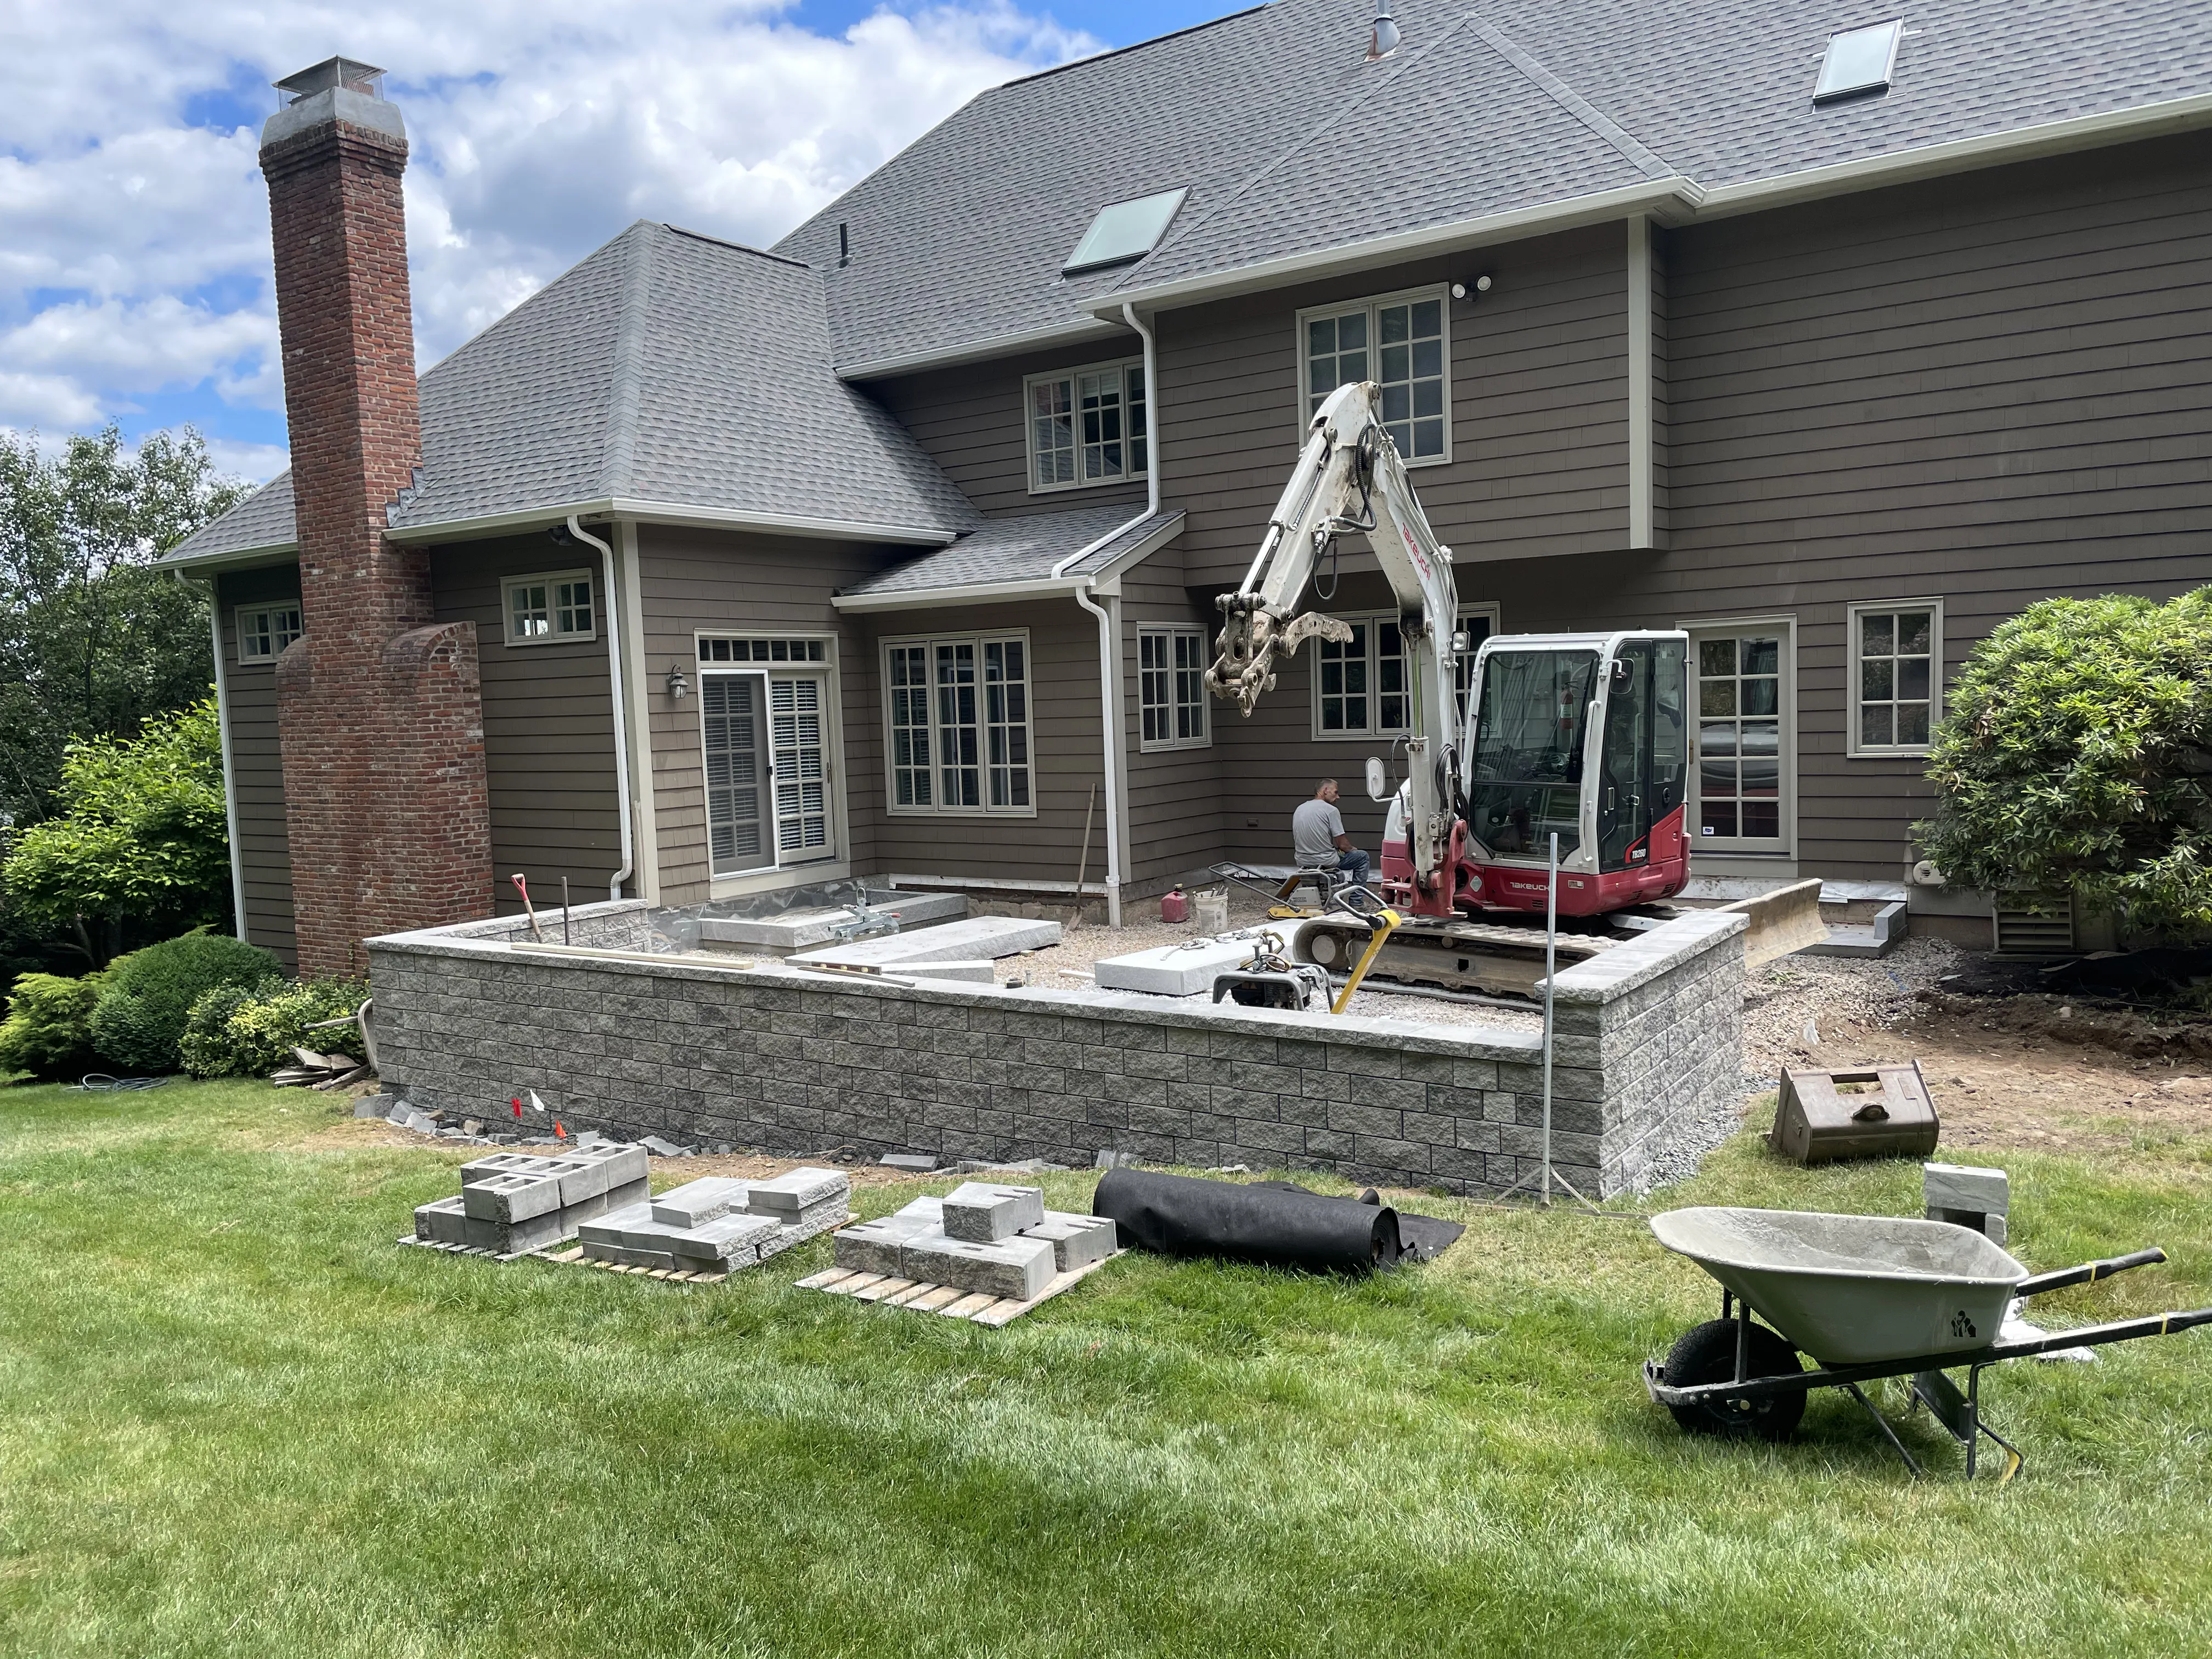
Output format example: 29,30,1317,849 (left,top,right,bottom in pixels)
1366,0,1401,62
274,57,388,105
